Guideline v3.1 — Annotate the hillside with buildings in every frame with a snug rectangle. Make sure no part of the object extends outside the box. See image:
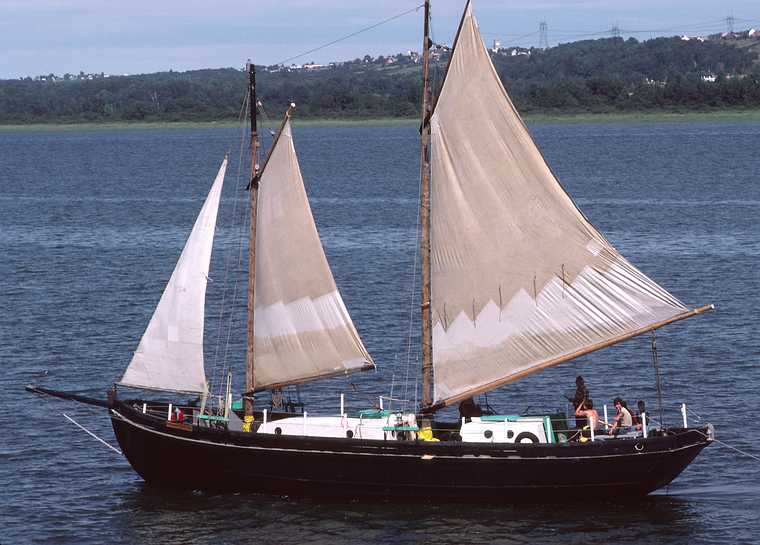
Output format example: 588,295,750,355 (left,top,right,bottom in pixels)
2,30,760,124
